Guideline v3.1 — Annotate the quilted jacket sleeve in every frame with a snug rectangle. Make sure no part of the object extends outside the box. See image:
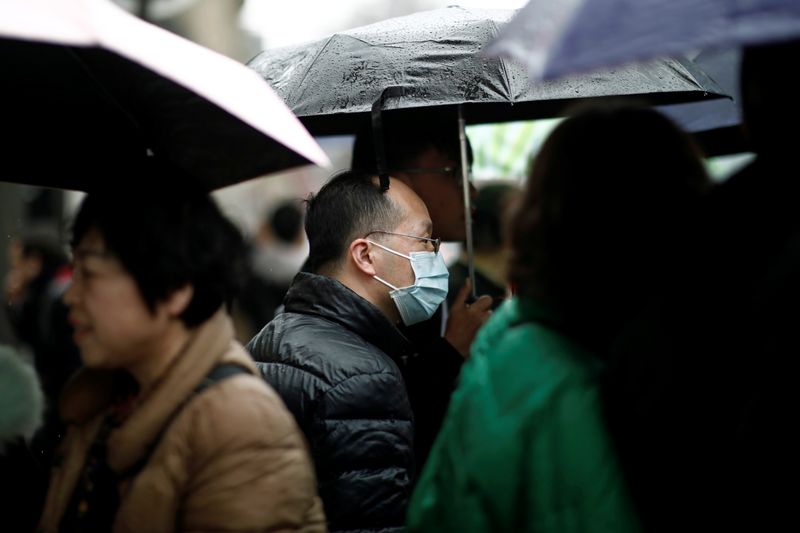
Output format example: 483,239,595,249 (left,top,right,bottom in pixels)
311,370,415,532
